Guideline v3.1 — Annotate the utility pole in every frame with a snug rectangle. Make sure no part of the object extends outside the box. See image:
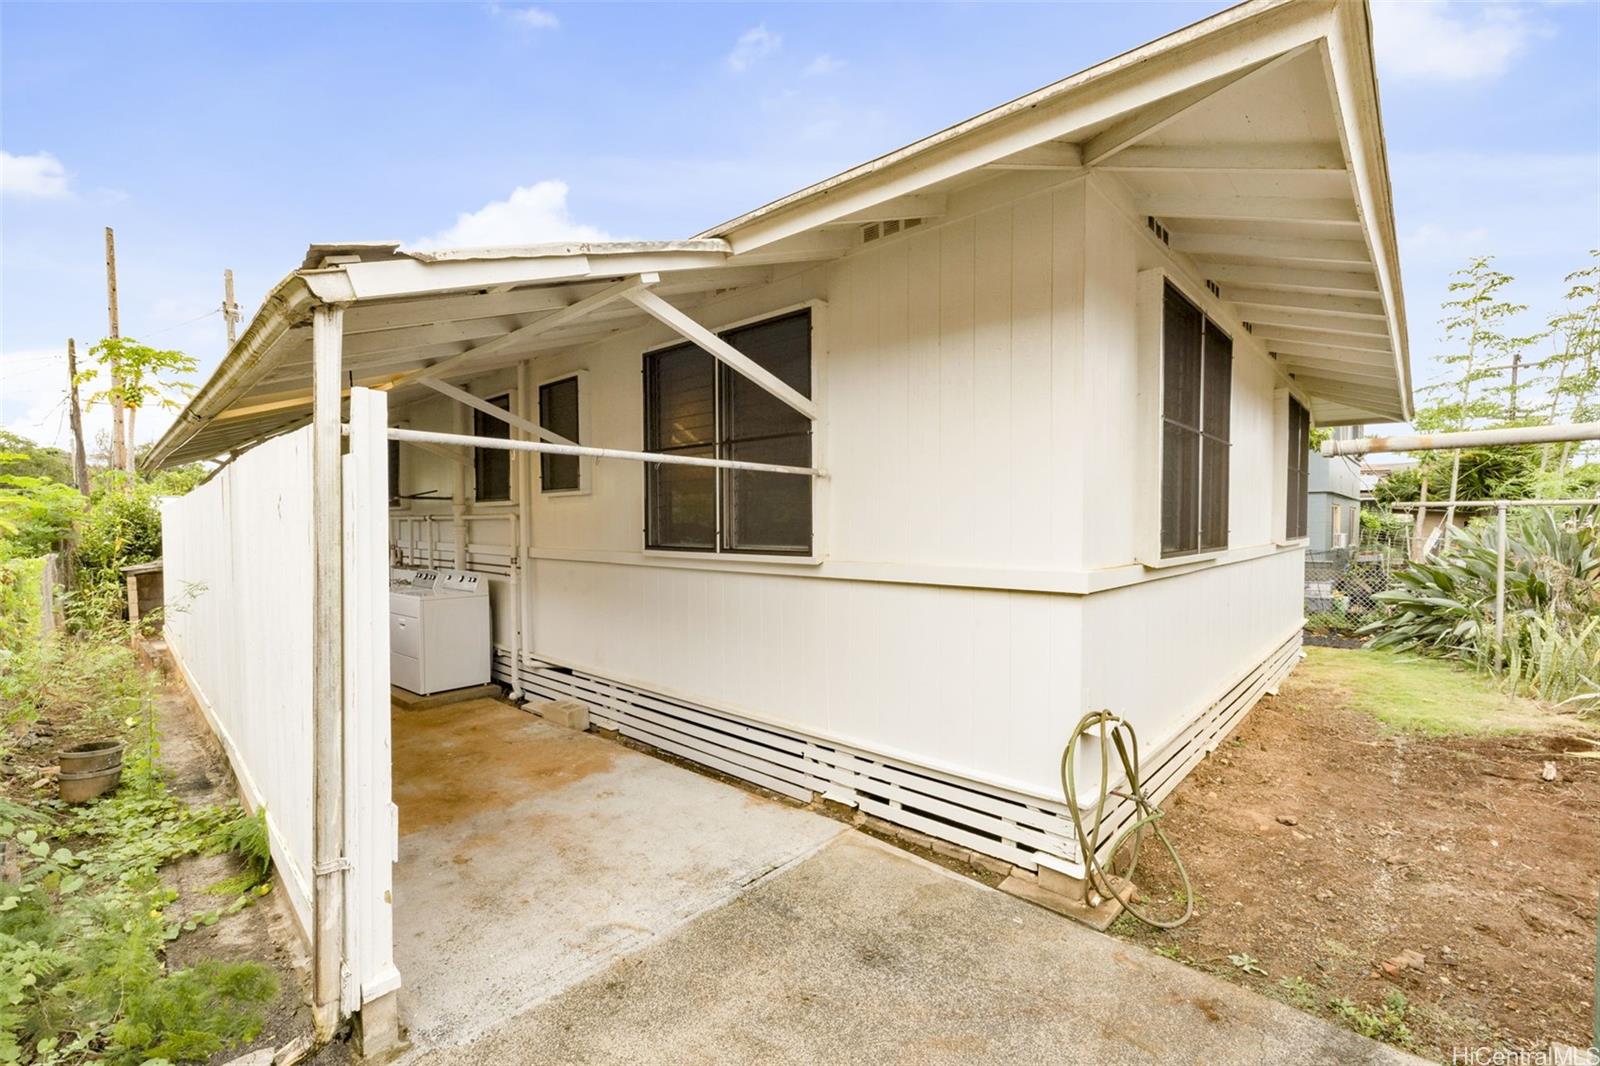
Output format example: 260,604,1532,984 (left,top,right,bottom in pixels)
223,268,240,346
1508,350,1522,421
65,338,89,496
104,226,129,473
